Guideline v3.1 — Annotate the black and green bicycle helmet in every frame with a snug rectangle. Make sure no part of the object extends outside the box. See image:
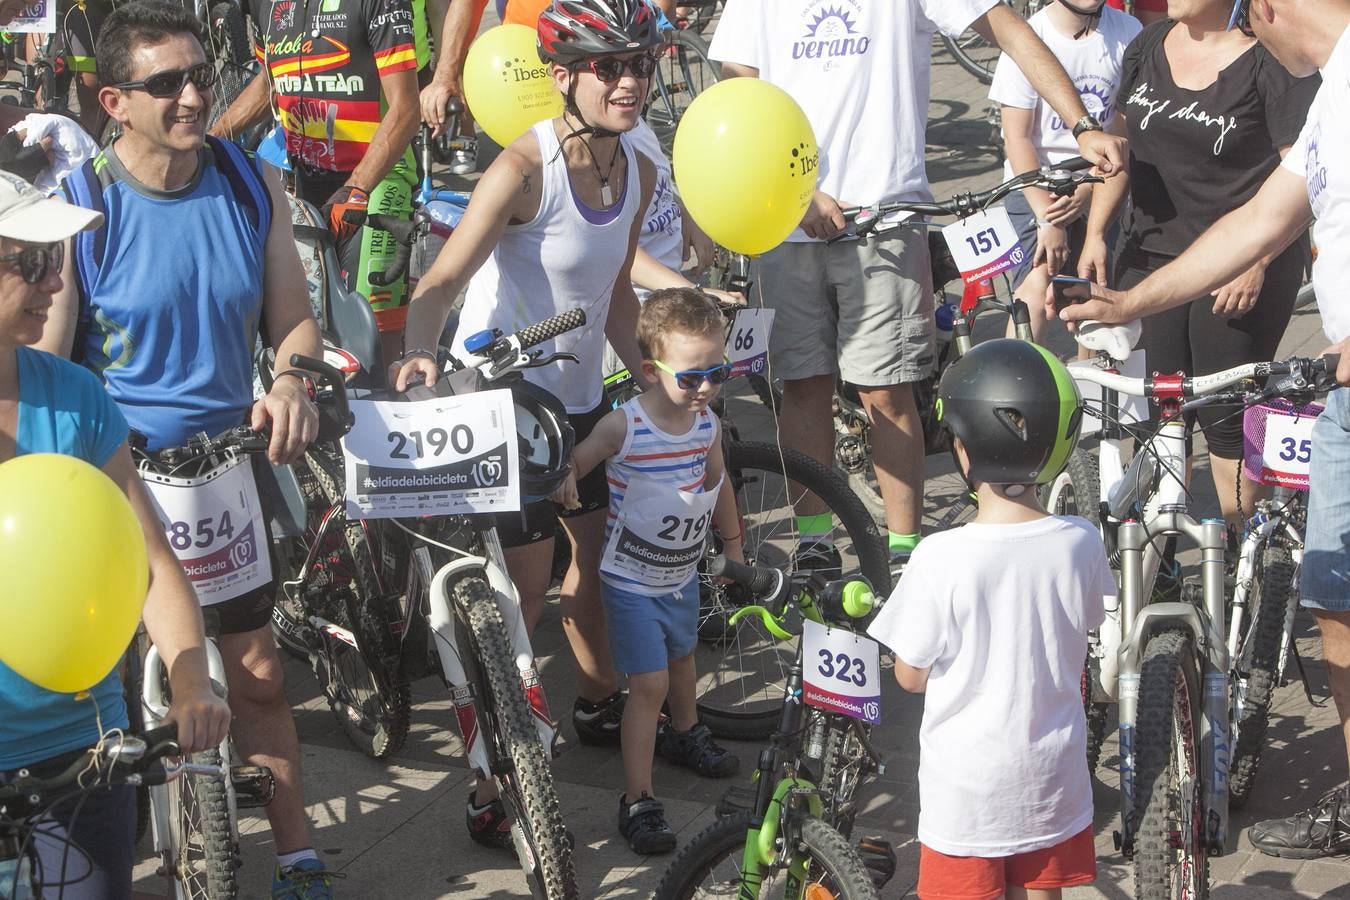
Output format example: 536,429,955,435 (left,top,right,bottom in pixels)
936,339,1082,486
